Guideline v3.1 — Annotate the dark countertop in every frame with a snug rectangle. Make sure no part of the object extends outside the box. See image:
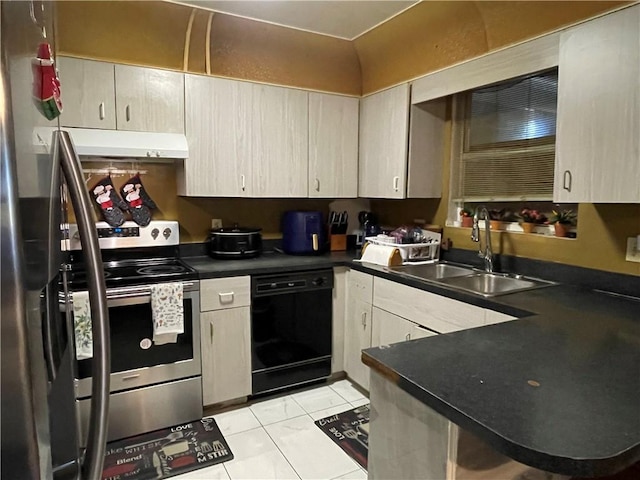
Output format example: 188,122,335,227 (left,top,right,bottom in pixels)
183,251,356,278
363,285,640,477
184,250,640,477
